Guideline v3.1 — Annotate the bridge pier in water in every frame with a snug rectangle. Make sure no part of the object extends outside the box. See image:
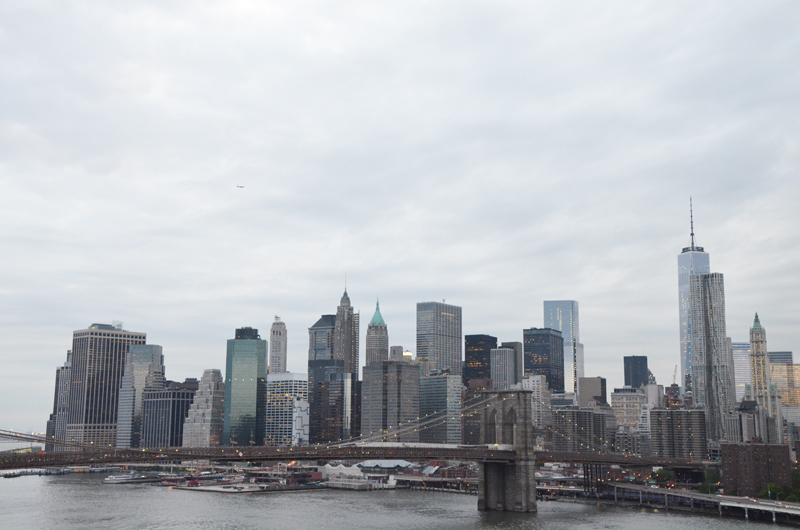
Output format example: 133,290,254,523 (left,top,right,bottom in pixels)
477,390,536,513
